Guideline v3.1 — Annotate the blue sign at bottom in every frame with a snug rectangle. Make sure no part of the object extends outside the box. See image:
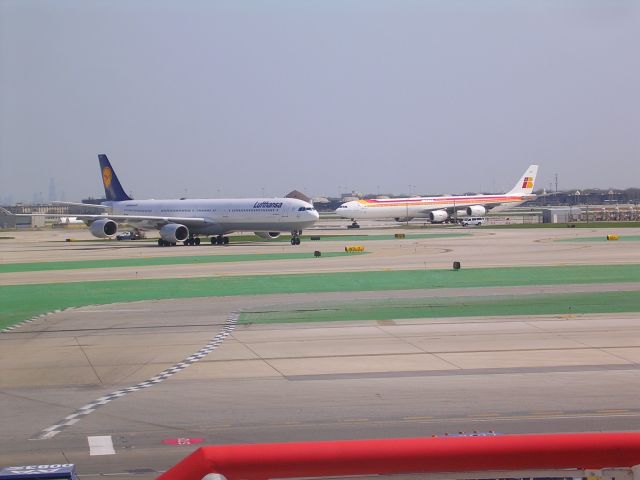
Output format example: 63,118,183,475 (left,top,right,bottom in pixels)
0,464,77,479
